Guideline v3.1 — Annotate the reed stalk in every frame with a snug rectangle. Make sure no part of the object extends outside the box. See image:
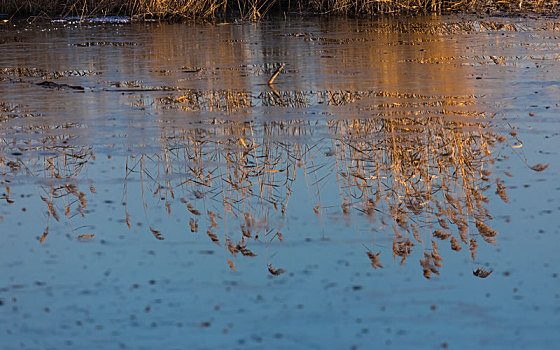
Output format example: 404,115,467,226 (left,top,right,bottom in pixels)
1,0,557,19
